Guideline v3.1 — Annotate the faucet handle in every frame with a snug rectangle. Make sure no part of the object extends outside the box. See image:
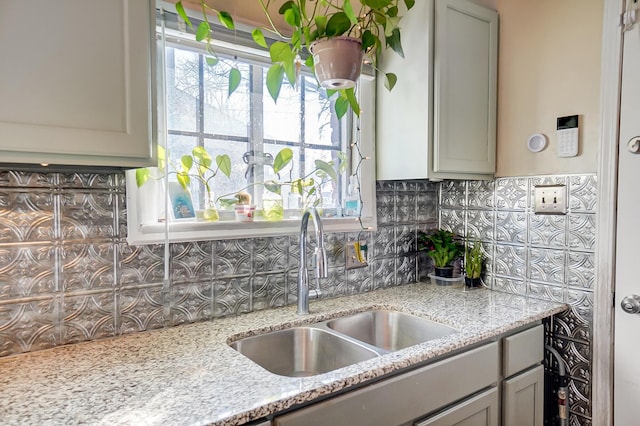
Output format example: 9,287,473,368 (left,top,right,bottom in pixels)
313,247,329,278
